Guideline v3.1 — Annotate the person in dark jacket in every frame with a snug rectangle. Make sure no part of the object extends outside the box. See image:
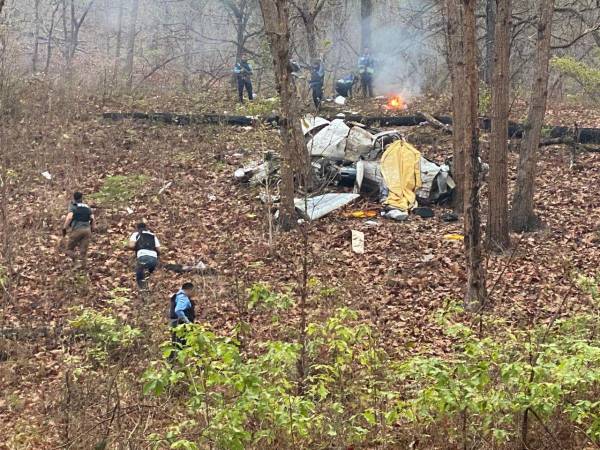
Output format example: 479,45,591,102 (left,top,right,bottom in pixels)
169,282,195,350
62,191,95,269
127,222,160,290
358,47,375,98
309,59,325,108
335,74,355,98
233,54,253,103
